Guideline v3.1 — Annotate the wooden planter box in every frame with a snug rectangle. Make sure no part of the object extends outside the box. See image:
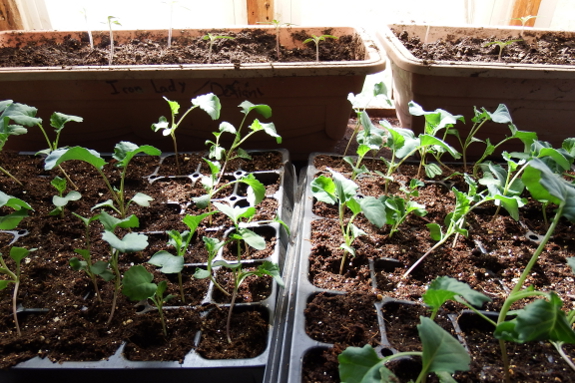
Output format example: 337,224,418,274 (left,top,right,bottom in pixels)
0,26,386,160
